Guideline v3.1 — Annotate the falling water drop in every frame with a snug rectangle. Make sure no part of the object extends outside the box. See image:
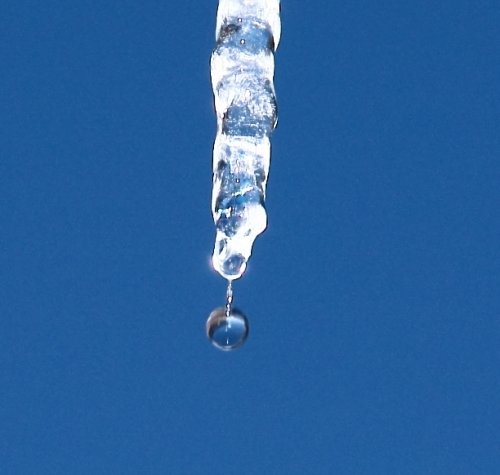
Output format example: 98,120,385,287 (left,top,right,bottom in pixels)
206,306,249,351
207,281,248,351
